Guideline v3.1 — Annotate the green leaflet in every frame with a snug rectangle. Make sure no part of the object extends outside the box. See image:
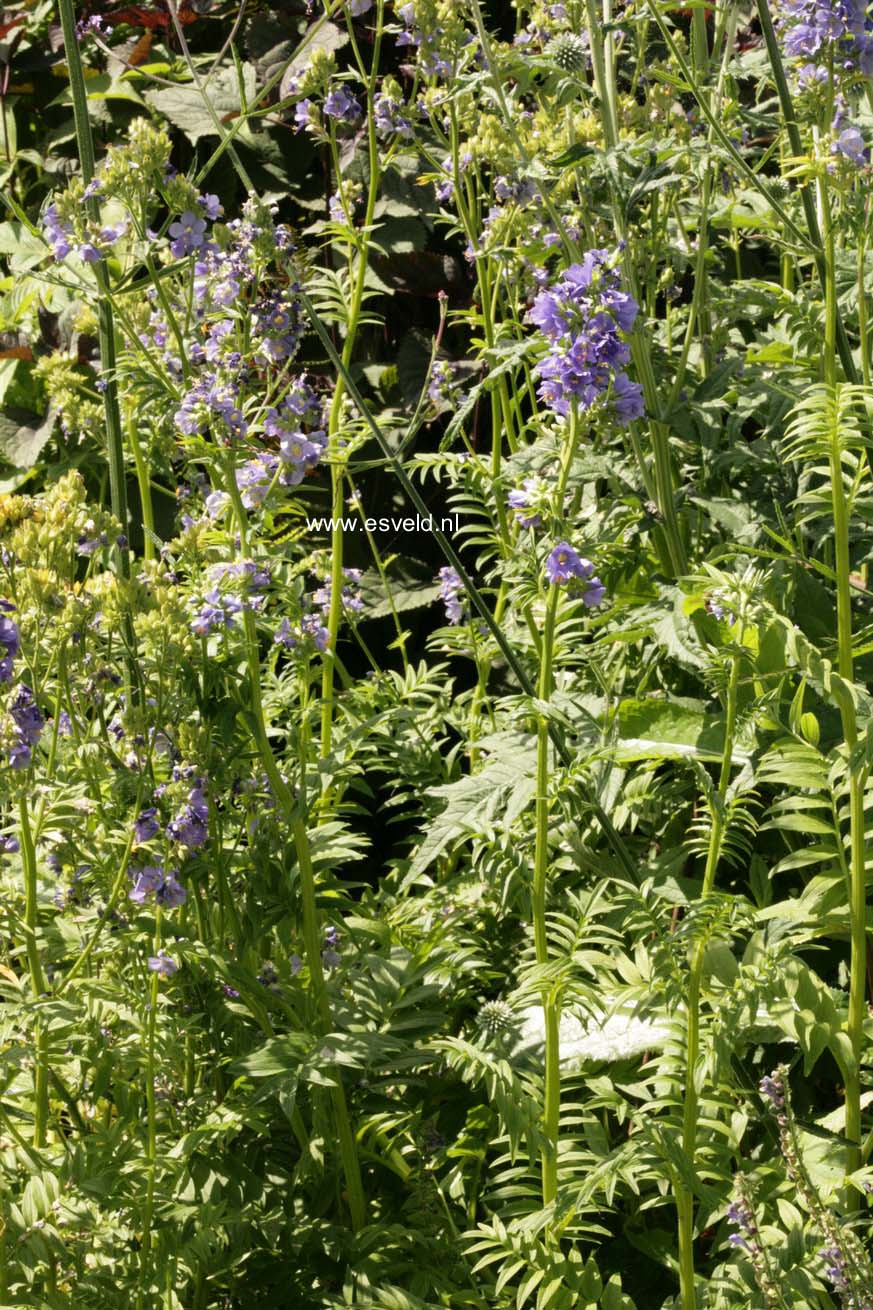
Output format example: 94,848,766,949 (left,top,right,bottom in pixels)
407,733,537,878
